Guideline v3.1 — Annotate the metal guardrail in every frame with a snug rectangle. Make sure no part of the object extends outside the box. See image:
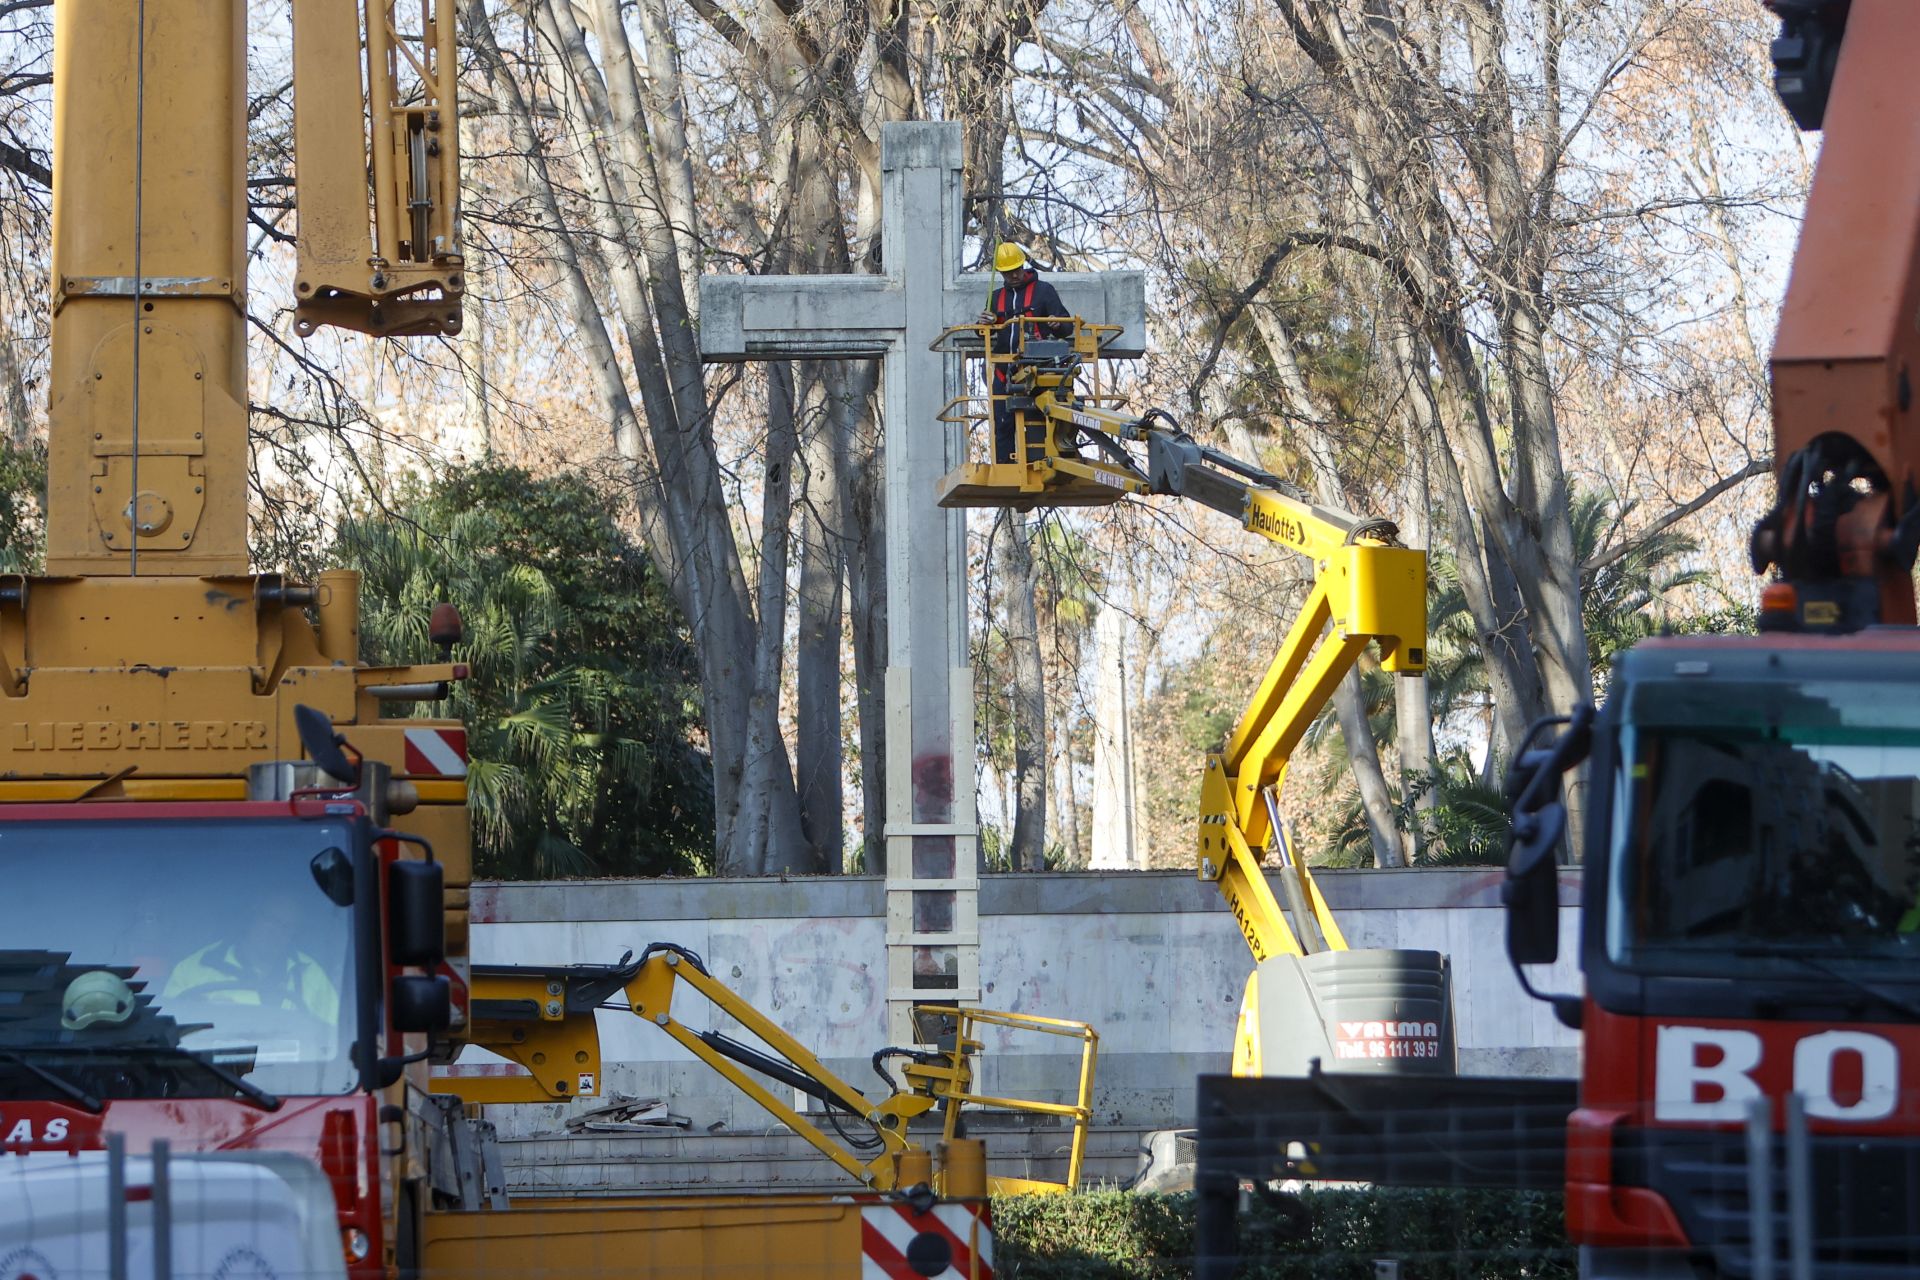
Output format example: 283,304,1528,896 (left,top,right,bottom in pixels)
915,1004,1099,1191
